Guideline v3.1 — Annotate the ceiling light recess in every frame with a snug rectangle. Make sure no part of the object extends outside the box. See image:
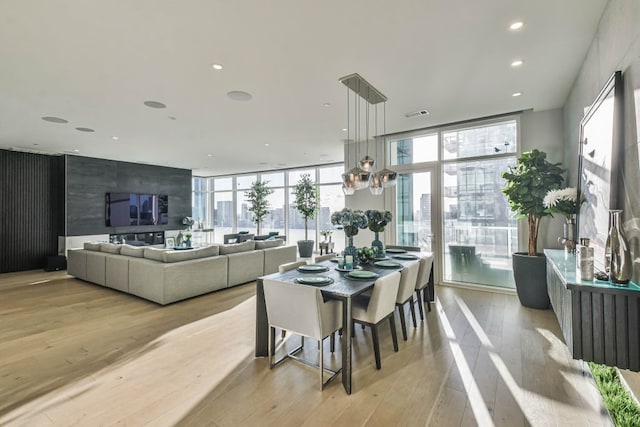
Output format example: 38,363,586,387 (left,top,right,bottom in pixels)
212,64,223,70
227,91,252,101
41,116,68,124
509,21,524,30
144,100,167,109
512,92,523,97
511,59,524,67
